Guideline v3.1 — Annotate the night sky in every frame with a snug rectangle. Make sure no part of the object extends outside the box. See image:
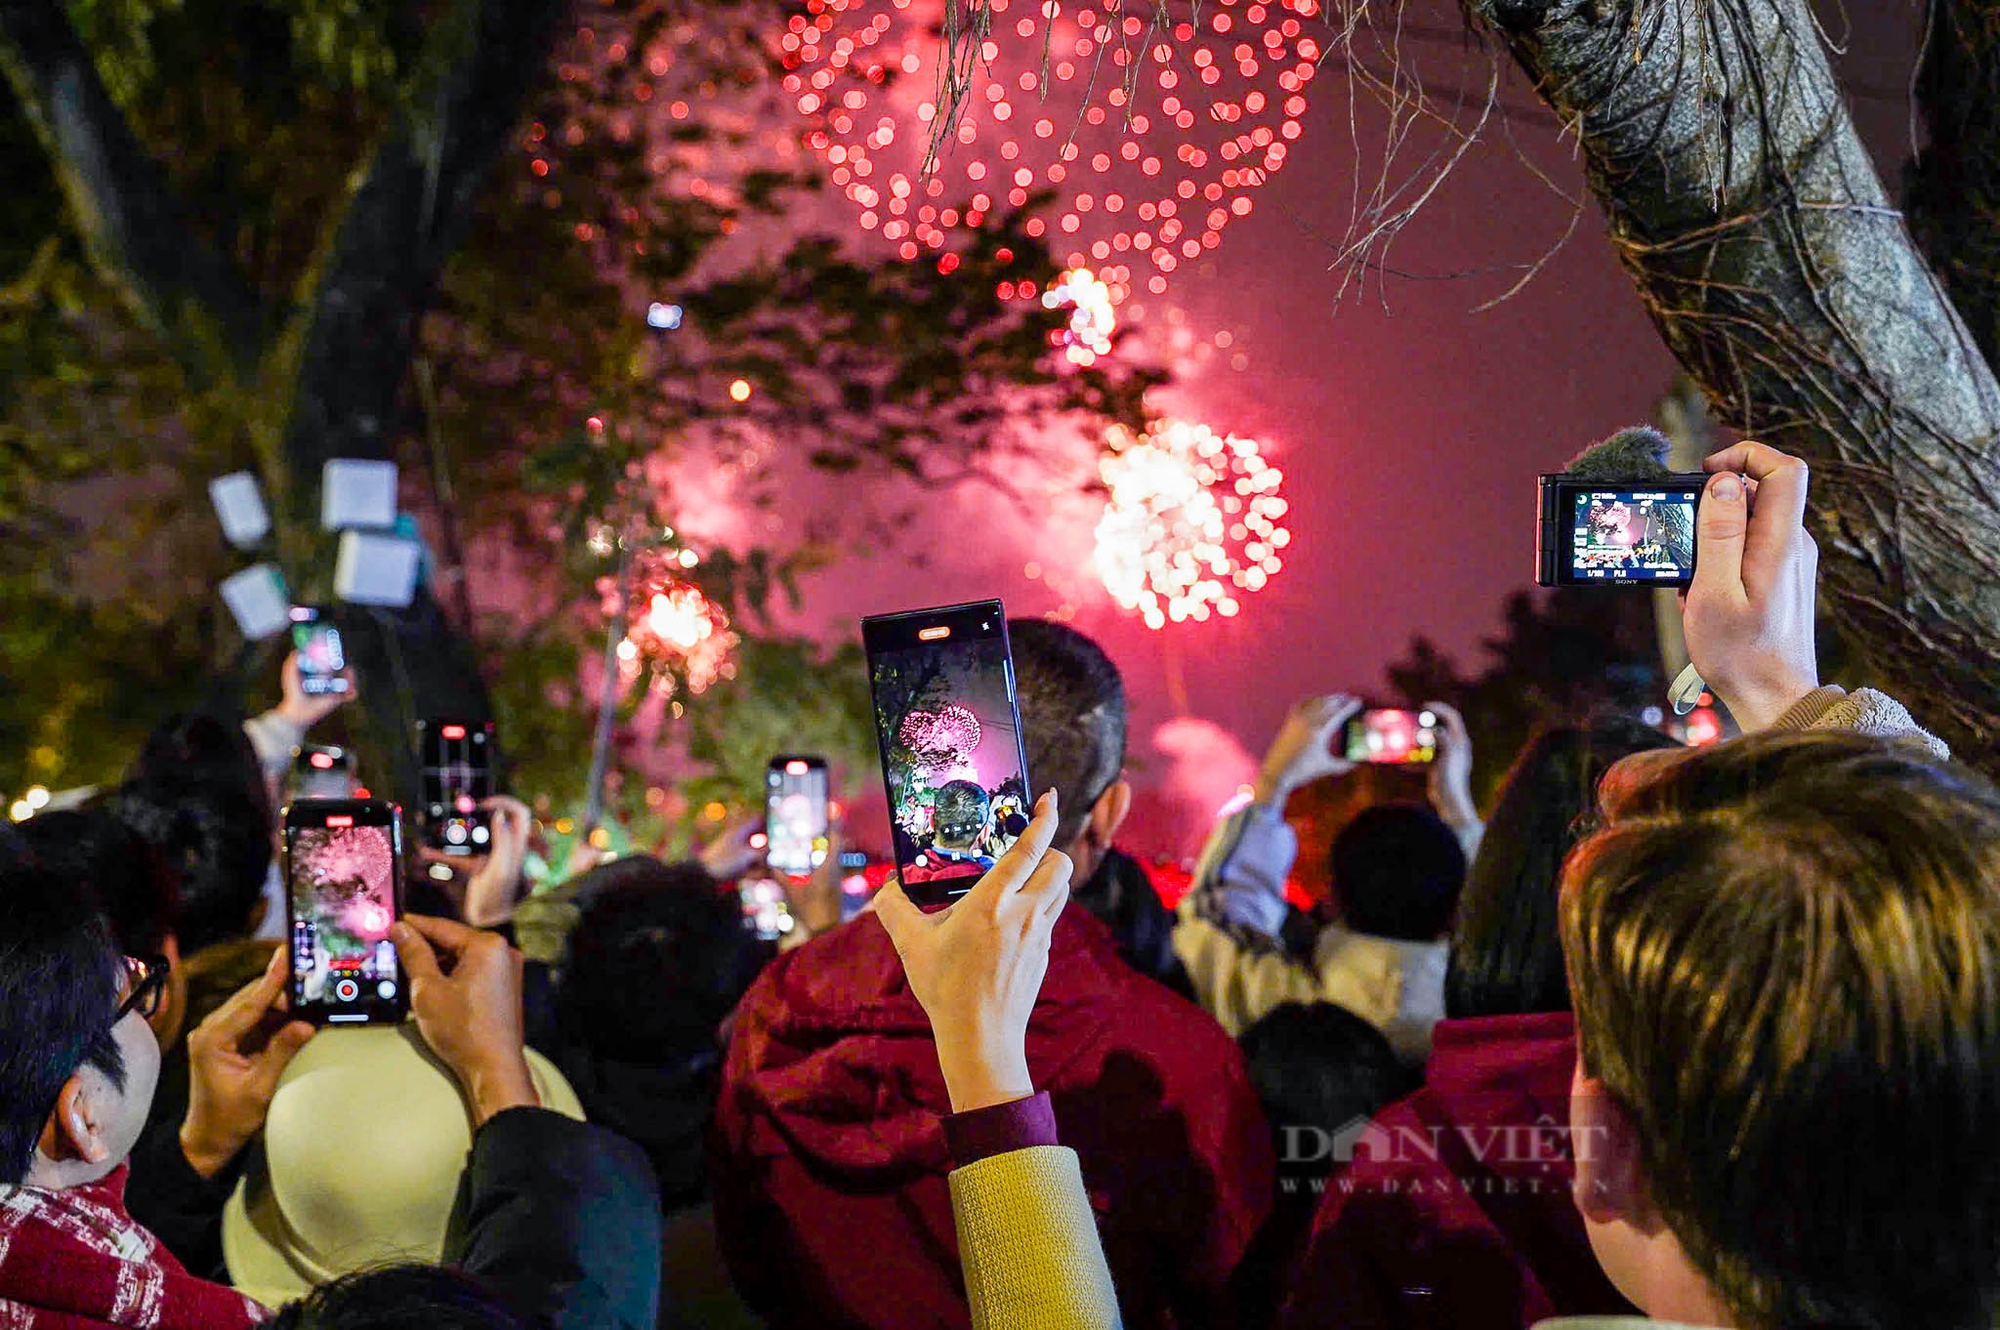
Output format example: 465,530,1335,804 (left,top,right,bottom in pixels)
721,0,1923,854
